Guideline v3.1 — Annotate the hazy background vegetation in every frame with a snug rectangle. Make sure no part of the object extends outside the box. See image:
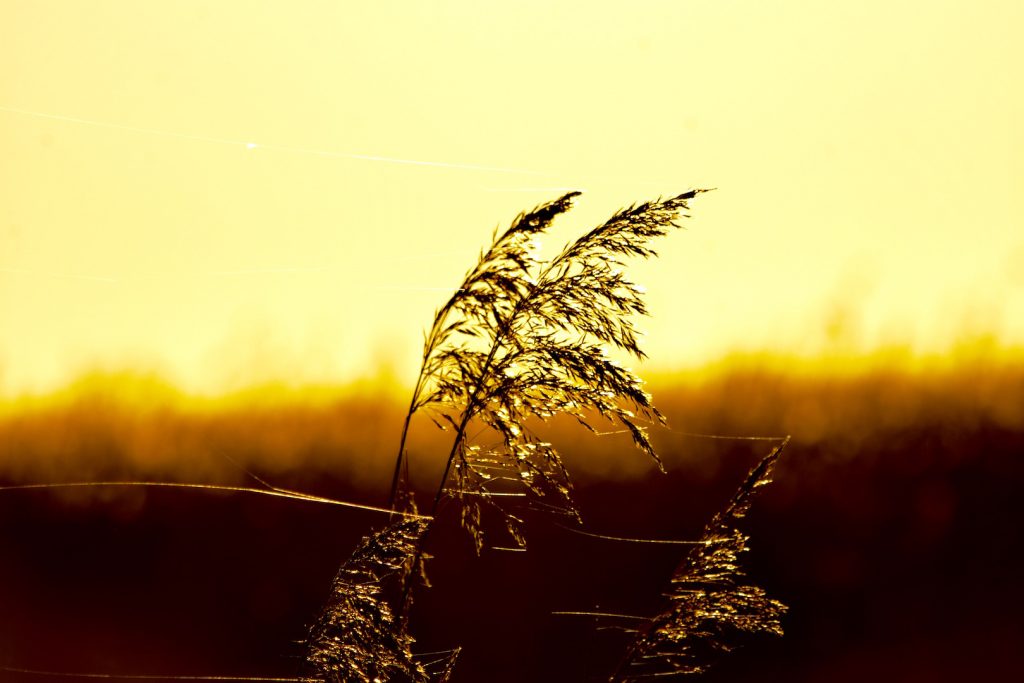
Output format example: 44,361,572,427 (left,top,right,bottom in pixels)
2,350,1020,681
